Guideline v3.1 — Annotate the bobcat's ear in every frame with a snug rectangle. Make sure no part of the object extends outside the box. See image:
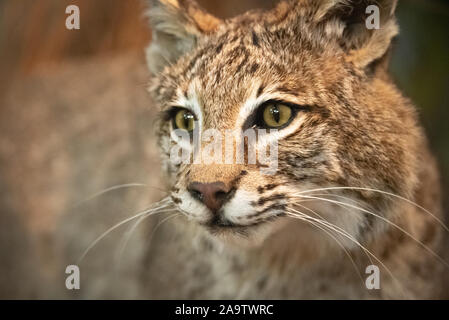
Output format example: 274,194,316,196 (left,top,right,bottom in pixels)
315,0,398,70
146,0,222,74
